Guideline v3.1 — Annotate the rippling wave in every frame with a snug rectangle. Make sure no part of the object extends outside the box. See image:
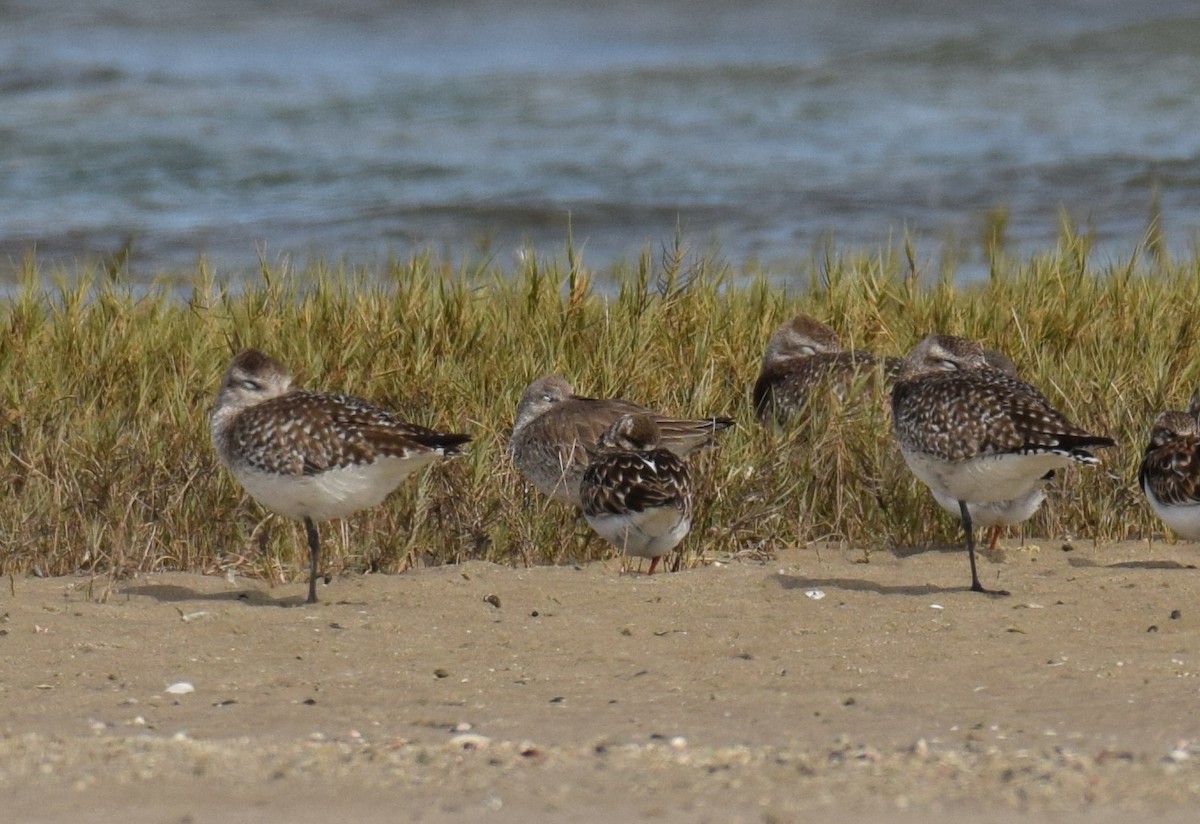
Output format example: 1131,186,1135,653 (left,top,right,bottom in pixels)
2,0,1198,277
